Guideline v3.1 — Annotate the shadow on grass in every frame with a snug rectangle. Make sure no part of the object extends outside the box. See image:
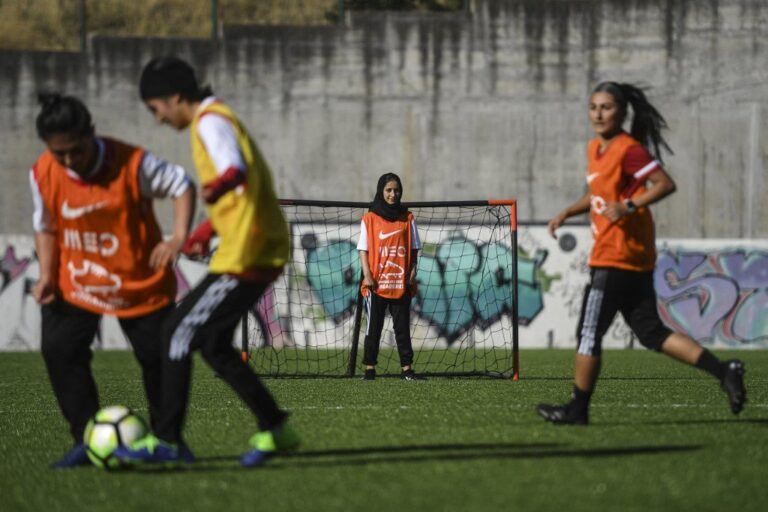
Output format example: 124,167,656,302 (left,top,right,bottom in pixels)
519,376,710,381
126,442,703,473
628,417,768,427
270,444,704,470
